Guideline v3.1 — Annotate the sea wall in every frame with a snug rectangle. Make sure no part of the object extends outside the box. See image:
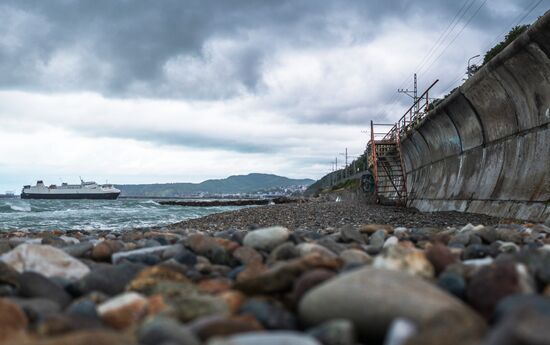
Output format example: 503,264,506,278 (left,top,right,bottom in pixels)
401,11,550,222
